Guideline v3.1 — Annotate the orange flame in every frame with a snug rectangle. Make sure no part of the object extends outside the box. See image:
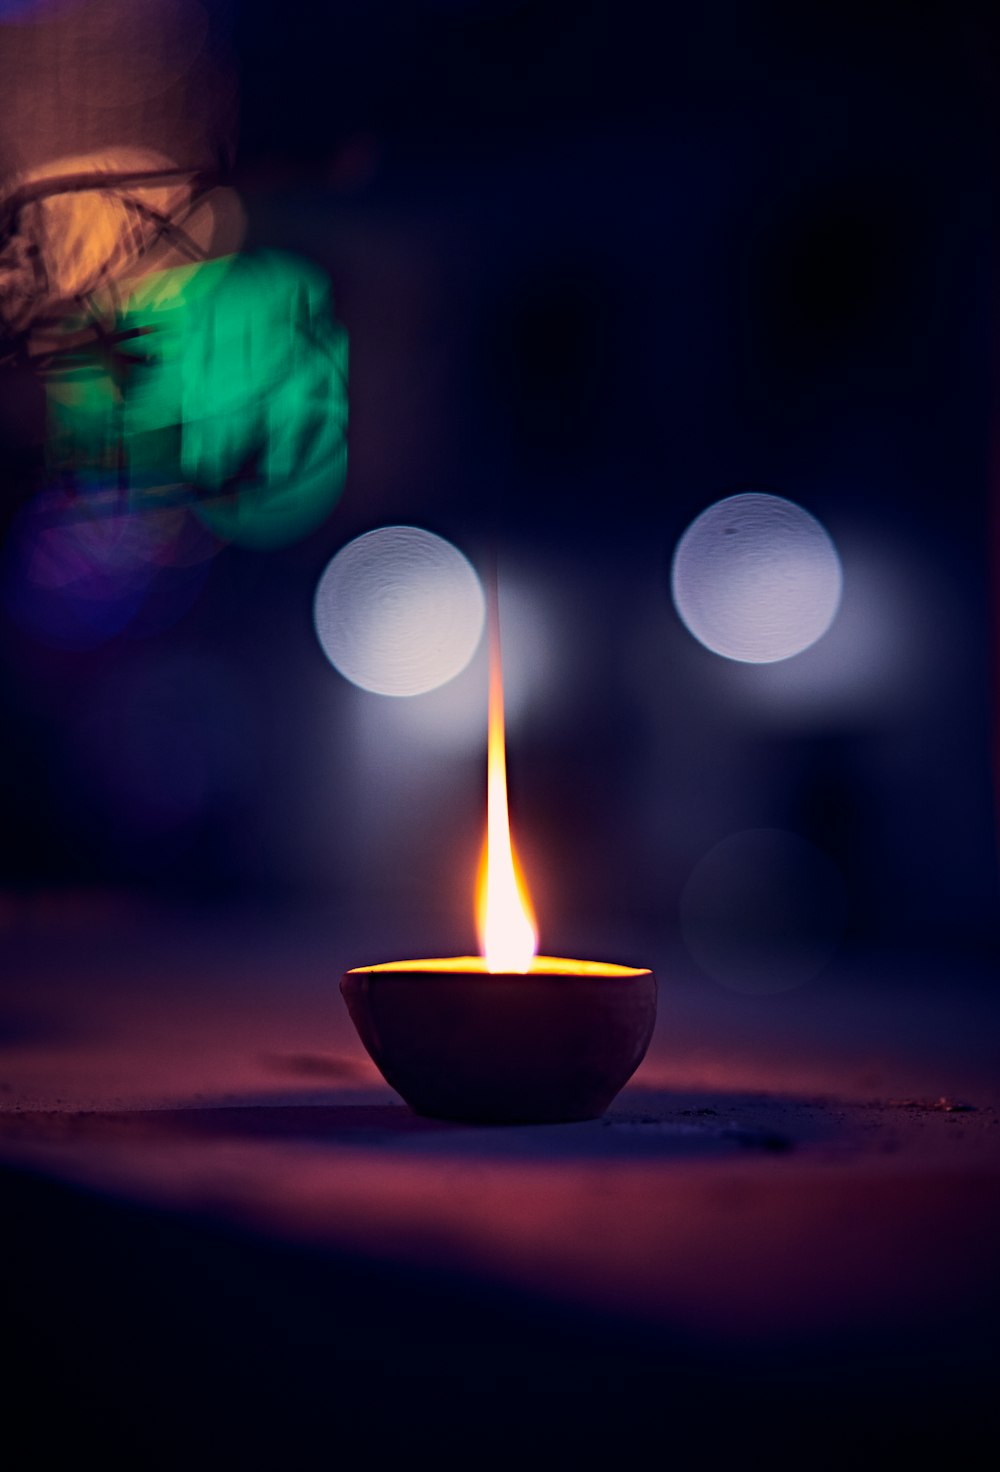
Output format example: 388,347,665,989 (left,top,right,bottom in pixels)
475,581,538,972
